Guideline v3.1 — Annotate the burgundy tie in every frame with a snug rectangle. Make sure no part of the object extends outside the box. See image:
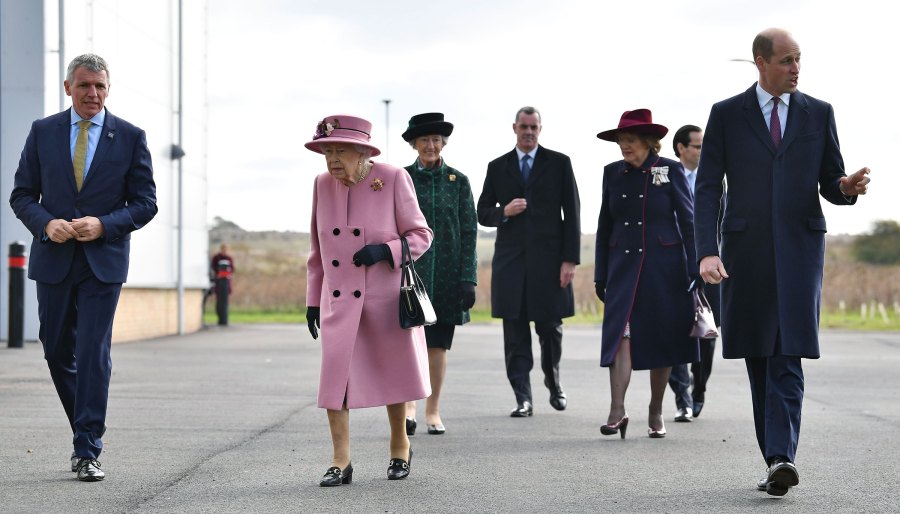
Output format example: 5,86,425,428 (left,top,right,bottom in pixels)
770,97,782,147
